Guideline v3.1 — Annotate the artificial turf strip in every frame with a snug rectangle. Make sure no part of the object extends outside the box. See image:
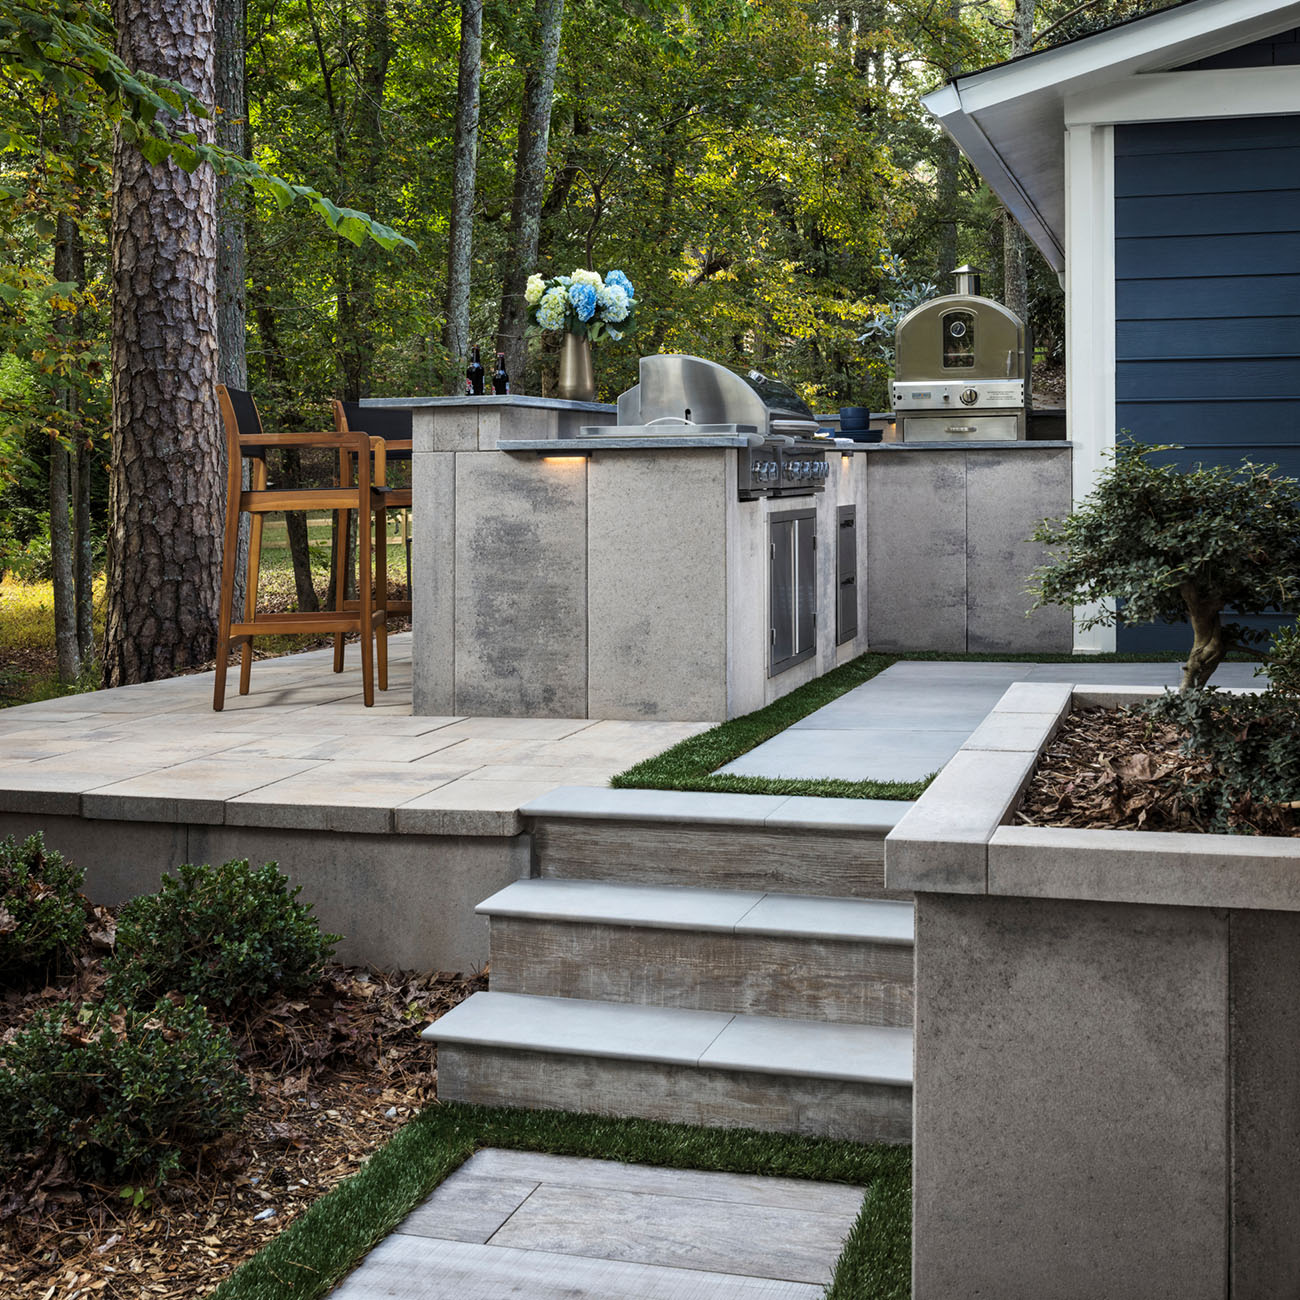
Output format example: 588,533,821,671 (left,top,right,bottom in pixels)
610,651,931,800
207,1101,912,1300
609,647,1206,800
